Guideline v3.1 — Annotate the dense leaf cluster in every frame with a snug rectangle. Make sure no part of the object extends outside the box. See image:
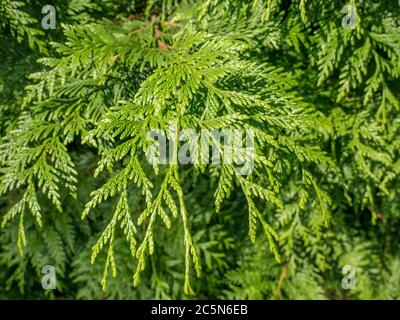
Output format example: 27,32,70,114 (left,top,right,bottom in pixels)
0,0,399,299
